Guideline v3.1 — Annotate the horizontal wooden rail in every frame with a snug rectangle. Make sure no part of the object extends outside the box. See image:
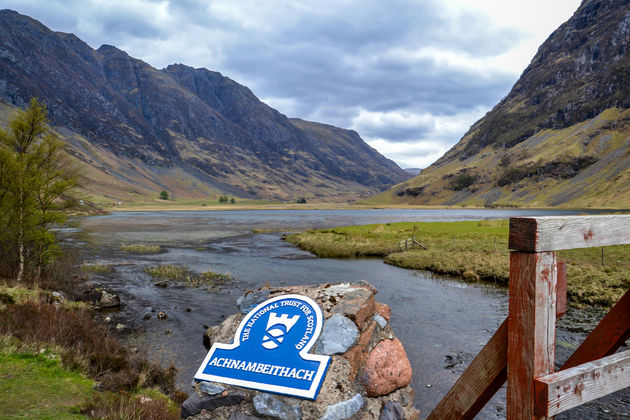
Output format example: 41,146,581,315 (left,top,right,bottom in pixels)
534,350,630,417
509,215,630,252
